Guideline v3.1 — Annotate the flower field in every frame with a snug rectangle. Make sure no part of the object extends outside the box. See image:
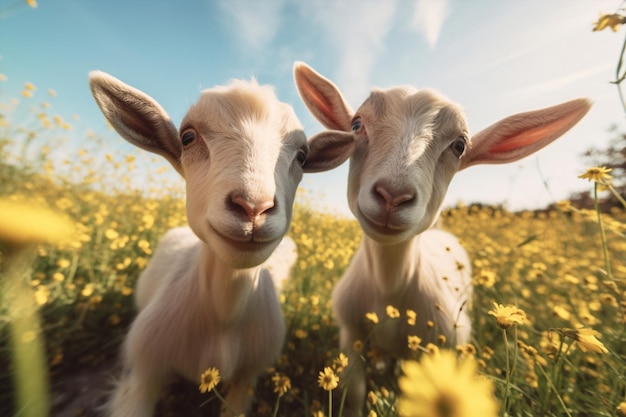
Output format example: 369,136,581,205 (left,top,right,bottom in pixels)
1,84,625,417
